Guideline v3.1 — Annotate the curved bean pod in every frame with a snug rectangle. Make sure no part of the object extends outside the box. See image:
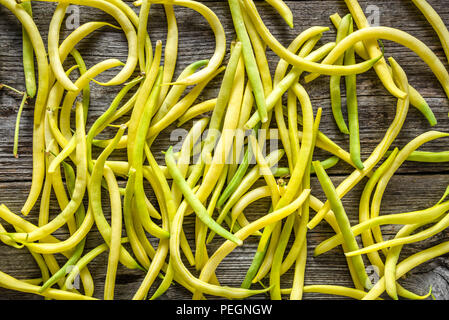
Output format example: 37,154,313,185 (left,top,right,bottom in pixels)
10,102,87,243
304,26,449,101
169,194,270,299
343,0,406,99
363,240,449,300
40,0,138,88
138,0,226,86
0,270,95,300
242,0,382,75
307,57,411,229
